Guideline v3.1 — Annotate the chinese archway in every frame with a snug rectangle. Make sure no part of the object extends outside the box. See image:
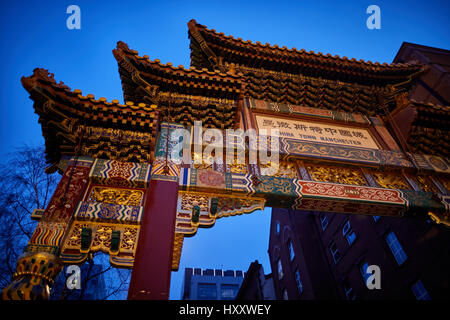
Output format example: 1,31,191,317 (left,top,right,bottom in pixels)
2,20,450,300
